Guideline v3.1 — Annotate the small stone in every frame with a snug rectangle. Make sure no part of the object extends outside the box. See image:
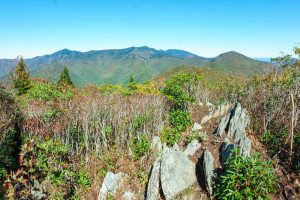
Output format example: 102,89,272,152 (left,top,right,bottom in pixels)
192,122,202,131
184,140,201,156
122,191,135,200
98,172,127,200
